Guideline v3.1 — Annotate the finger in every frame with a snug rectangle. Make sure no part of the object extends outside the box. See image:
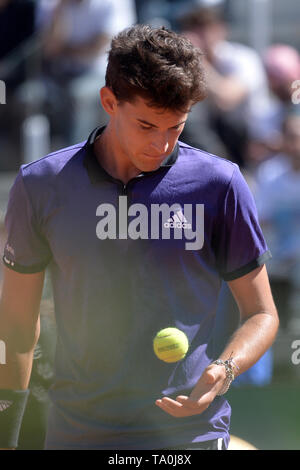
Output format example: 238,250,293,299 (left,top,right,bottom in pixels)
160,397,184,408
155,398,183,410
155,399,184,417
175,395,199,409
161,397,201,414
156,398,207,418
